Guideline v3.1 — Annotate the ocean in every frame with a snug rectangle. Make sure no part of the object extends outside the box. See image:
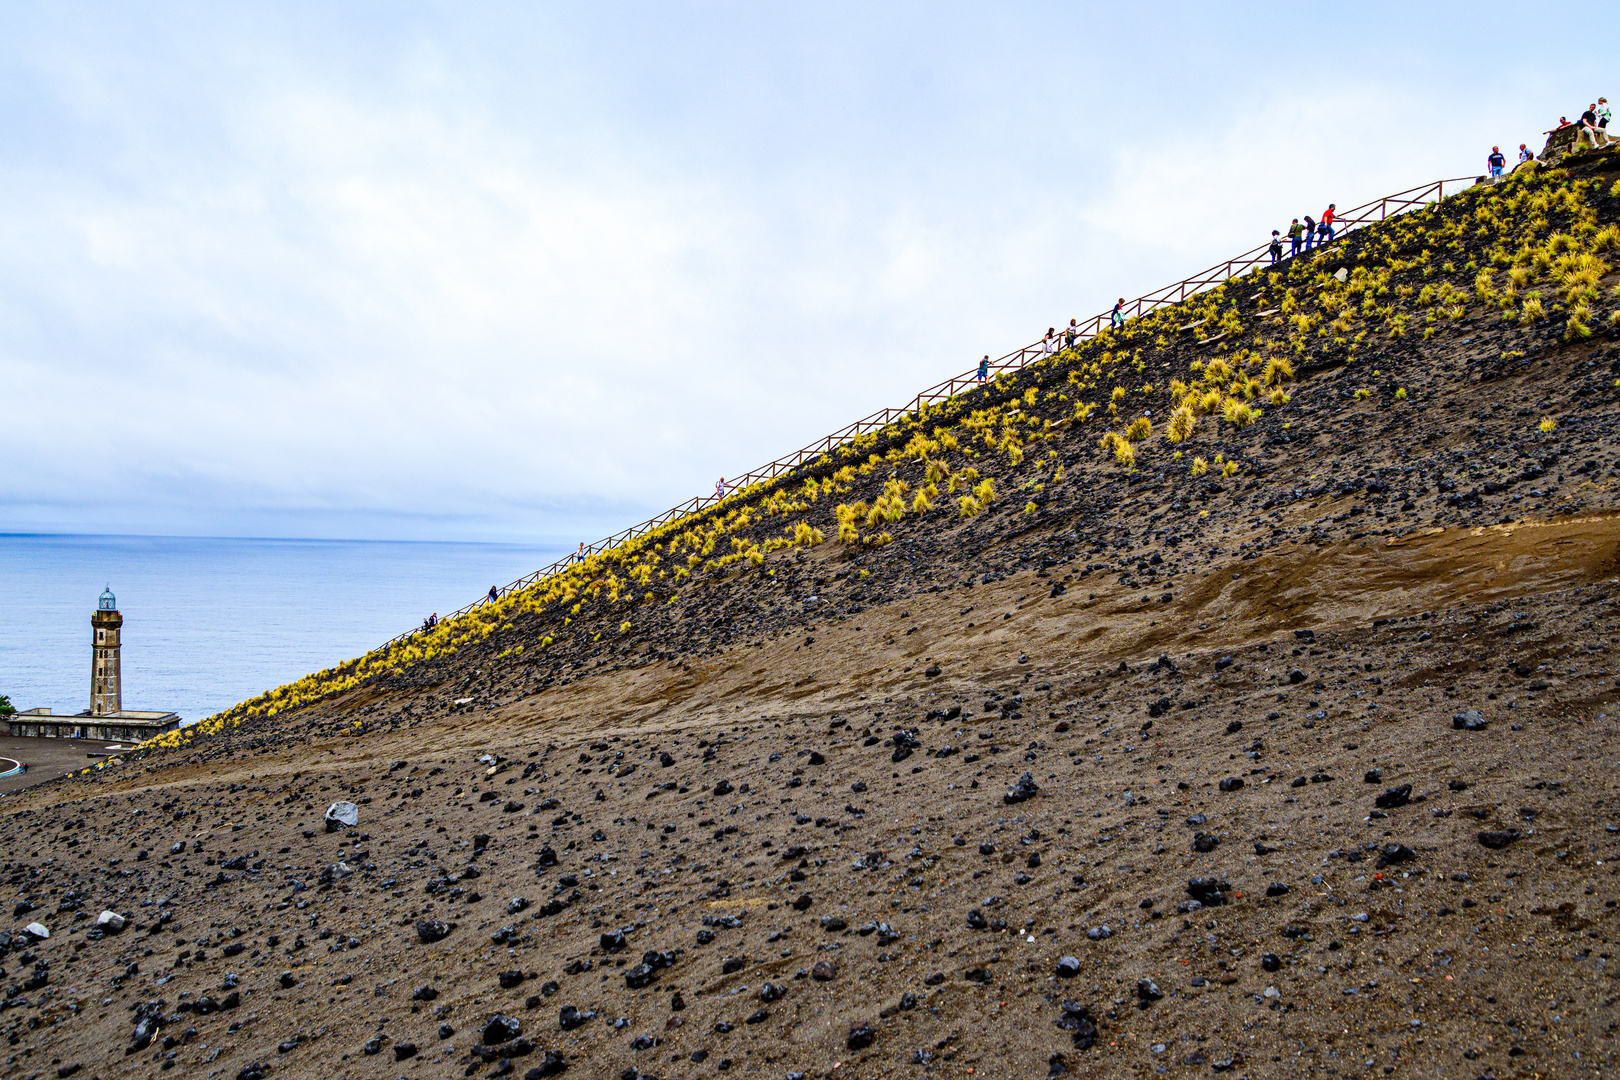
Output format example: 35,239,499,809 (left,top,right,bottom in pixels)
0,534,565,724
